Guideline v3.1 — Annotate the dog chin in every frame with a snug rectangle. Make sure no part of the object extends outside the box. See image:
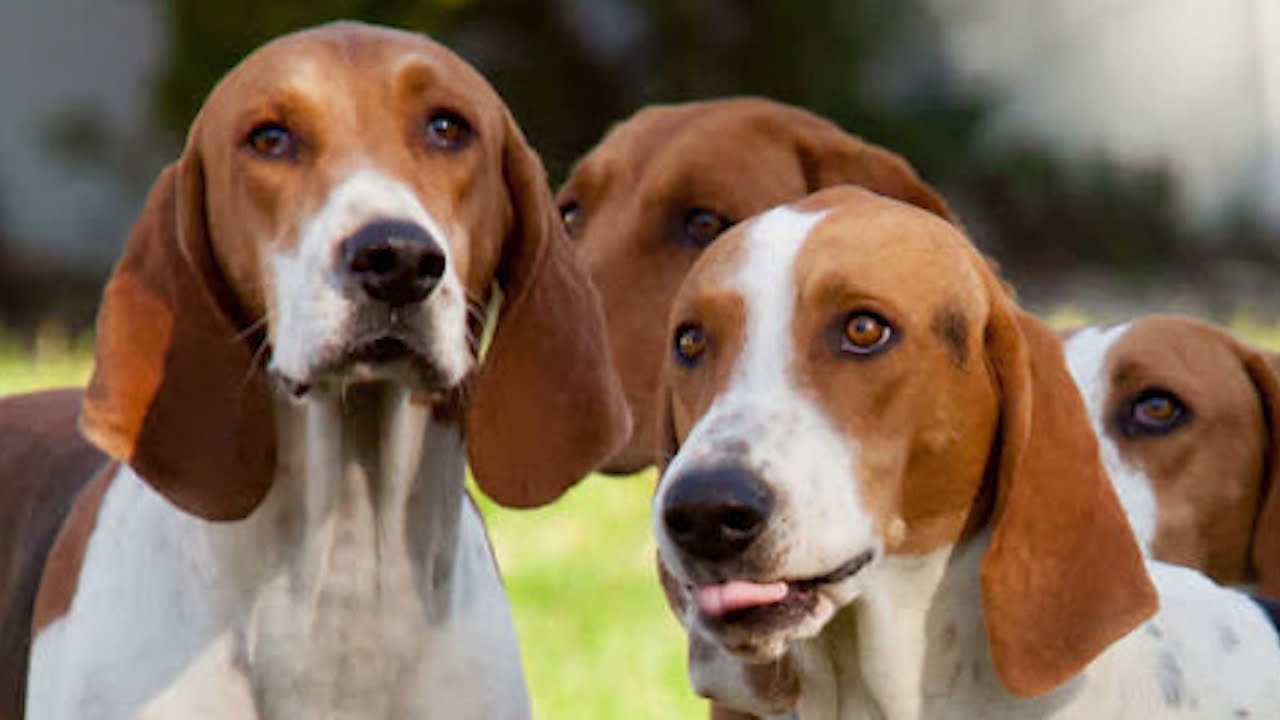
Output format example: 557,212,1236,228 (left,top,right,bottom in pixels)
679,551,877,664
273,334,469,398
699,594,839,663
